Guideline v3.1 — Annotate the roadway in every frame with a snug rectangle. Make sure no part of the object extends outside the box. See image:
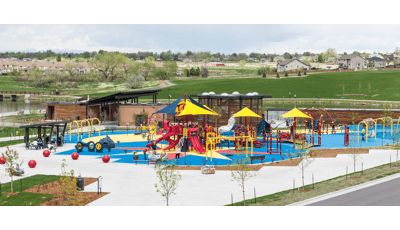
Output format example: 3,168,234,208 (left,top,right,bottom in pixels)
308,177,400,206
